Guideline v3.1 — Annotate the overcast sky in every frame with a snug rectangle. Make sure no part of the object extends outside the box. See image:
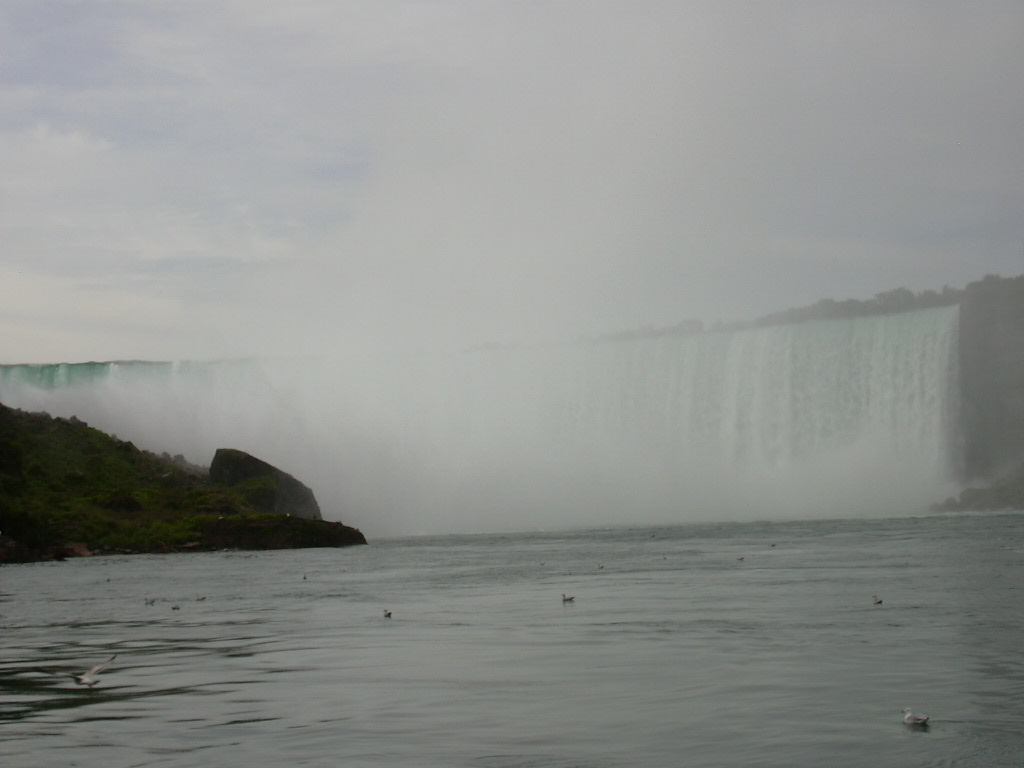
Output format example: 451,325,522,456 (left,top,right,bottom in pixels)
2,1,1022,363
